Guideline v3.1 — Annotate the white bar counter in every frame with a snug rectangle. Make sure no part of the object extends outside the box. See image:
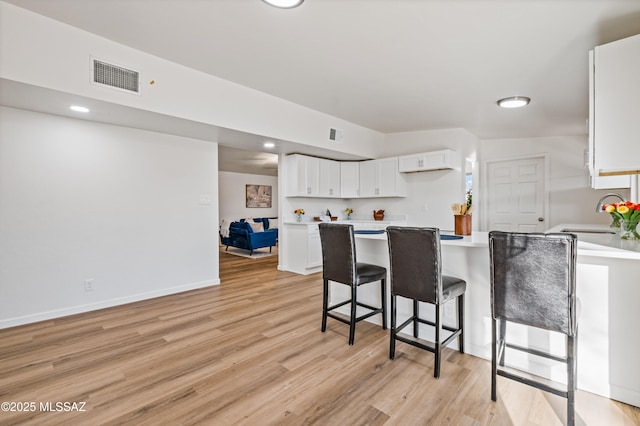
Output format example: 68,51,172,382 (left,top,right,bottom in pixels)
327,227,640,407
